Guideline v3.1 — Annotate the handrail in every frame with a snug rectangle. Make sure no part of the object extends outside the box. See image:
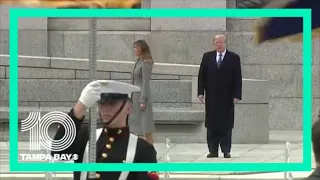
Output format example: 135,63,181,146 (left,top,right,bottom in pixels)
284,141,294,180
164,137,171,179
